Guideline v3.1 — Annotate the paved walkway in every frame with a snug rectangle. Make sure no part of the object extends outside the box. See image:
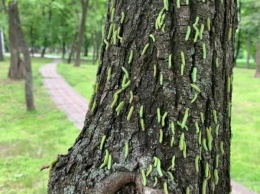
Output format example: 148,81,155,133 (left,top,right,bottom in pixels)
40,59,88,129
40,60,257,194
